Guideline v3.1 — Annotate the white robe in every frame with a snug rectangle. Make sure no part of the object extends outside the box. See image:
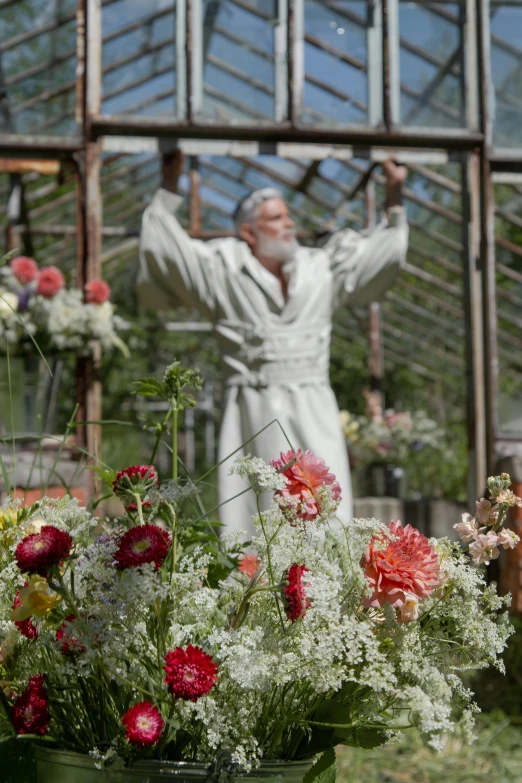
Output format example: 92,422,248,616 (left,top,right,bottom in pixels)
137,188,409,538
